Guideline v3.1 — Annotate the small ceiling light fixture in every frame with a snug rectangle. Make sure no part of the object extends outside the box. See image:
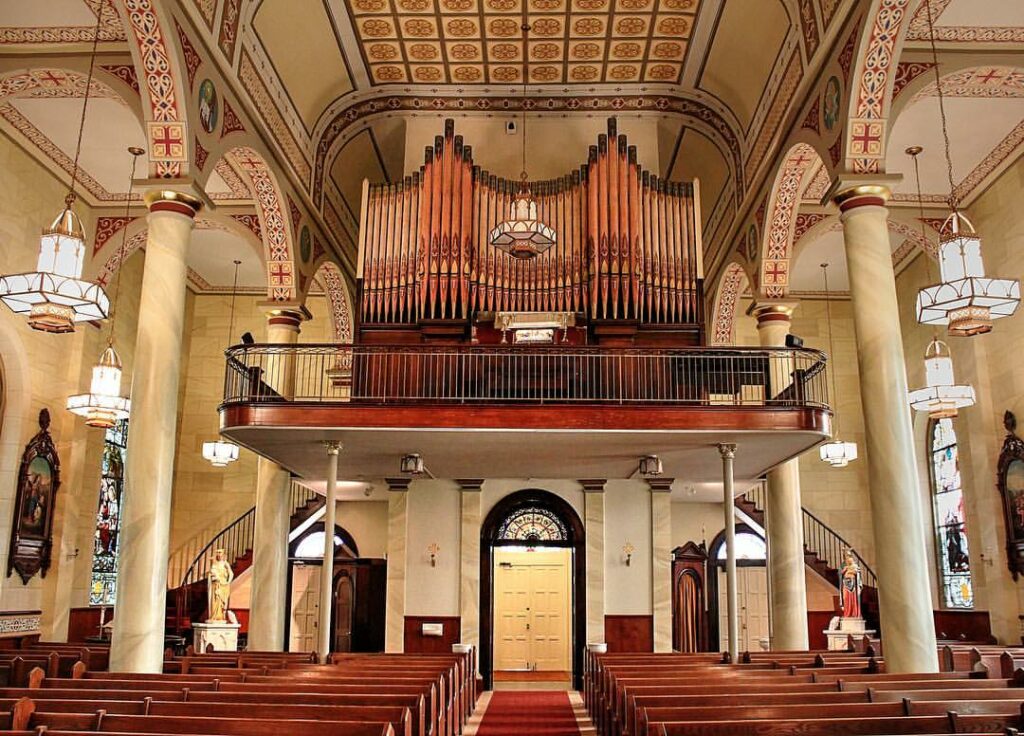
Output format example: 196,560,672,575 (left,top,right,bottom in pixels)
487,15,555,260
202,259,243,467
66,147,145,428
818,262,858,468
914,4,1019,336
0,5,112,332
639,454,663,477
400,453,425,475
